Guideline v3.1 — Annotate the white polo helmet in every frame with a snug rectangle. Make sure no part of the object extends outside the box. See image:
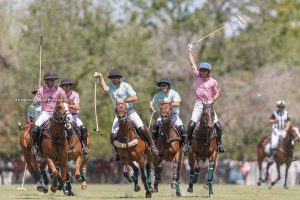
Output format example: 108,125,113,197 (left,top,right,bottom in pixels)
276,100,285,107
